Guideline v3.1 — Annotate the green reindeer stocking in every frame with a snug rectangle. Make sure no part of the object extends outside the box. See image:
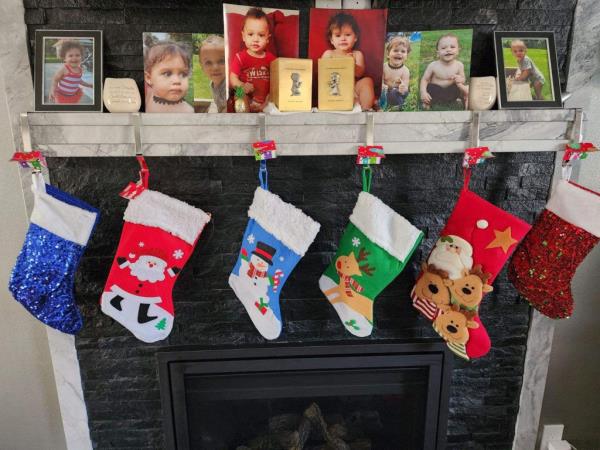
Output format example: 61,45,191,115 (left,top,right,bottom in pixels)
319,191,423,337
